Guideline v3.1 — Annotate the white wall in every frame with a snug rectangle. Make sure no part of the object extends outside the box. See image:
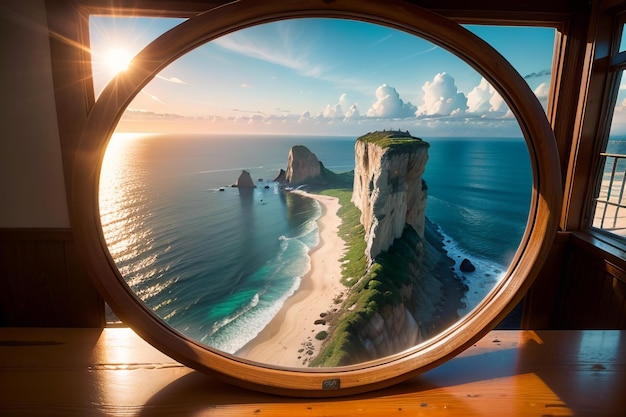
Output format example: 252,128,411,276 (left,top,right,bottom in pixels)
0,0,70,228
